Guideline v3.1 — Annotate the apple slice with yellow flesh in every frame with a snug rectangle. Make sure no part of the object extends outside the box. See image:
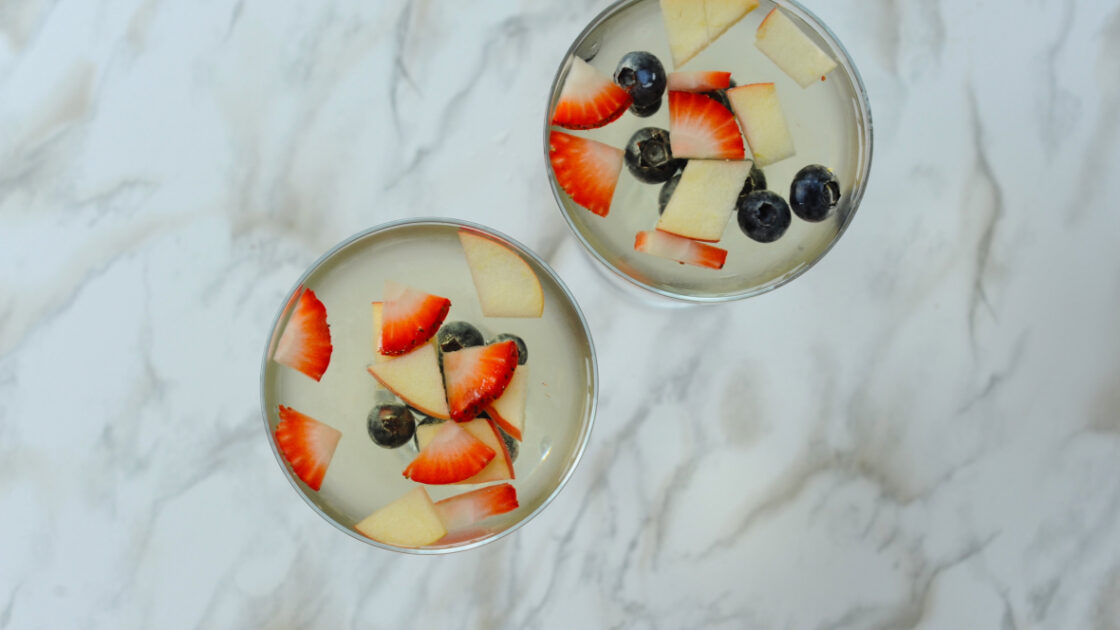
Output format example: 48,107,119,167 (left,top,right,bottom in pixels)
656,159,753,242
755,8,837,88
458,229,544,318
355,487,447,547
417,418,514,483
485,365,528,441
367,343,450,419
727,82,795,166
